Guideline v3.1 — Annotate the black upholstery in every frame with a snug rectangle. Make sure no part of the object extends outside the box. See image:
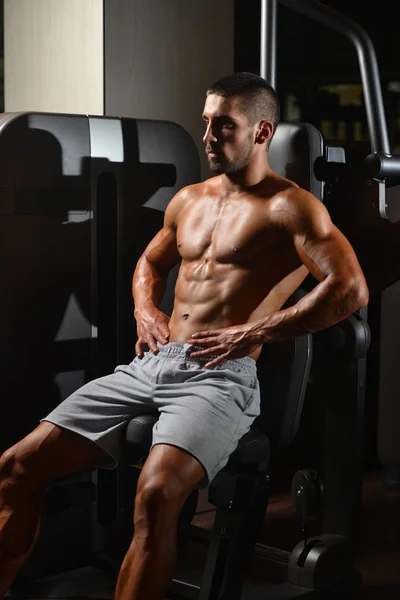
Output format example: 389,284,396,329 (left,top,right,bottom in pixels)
125,414,158,464
125,122,324,472
269,121,324,198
